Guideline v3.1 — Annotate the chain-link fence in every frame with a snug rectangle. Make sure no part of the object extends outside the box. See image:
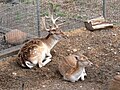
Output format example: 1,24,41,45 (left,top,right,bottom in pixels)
105,0,120,24
0,0,37,35
0,0,120,35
